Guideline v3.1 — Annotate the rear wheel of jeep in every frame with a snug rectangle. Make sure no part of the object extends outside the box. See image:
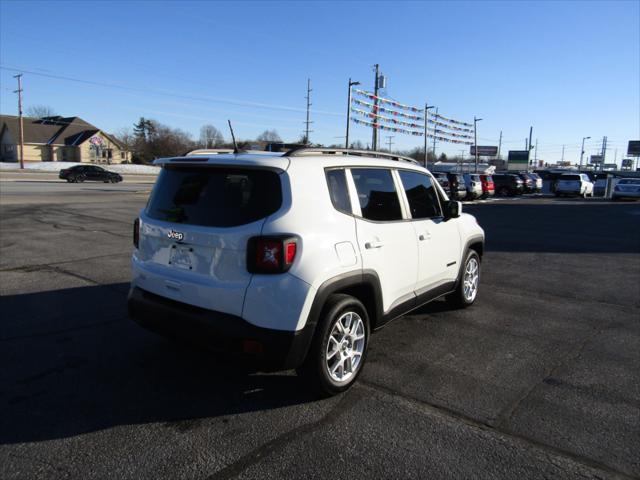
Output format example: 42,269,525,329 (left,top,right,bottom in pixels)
298,294,369,397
